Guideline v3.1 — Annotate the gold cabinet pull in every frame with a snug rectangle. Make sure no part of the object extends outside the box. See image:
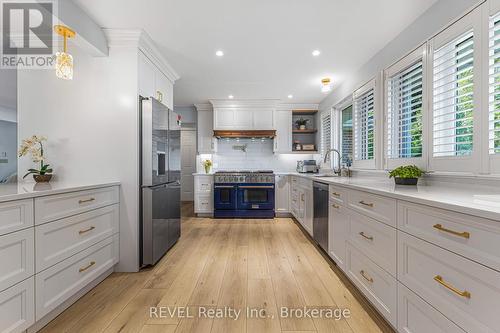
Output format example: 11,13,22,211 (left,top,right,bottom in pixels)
156,90,163,102
433,224,470,239
332,192,340,197
360,270,373,283
79,261,96,273
78,197,95,204
359,200,374,207
359,232,374,241
79,226,95,235
331,204,340,209
433,275,471,299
